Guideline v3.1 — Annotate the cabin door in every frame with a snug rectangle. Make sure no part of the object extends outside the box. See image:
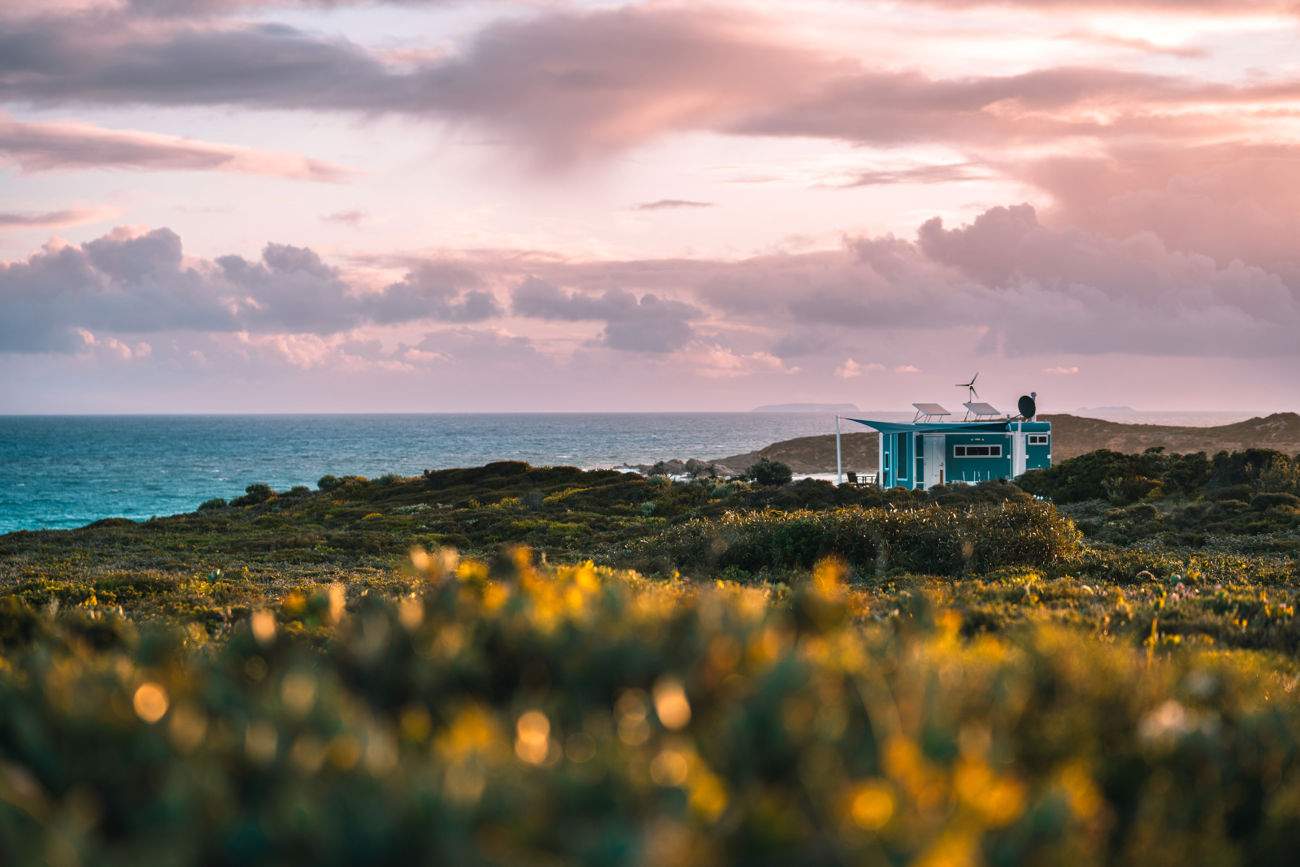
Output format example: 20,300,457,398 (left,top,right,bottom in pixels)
922,435,945,489
1011,428,1027,478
